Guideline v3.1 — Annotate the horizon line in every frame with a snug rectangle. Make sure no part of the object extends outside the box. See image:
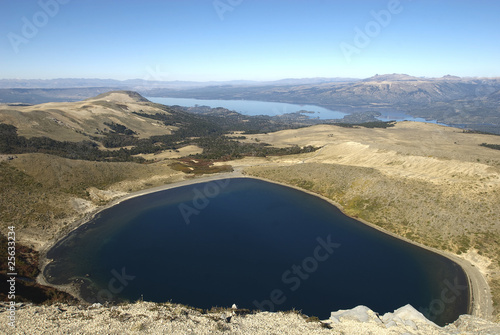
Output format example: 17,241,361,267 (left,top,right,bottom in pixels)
2,75,500,82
